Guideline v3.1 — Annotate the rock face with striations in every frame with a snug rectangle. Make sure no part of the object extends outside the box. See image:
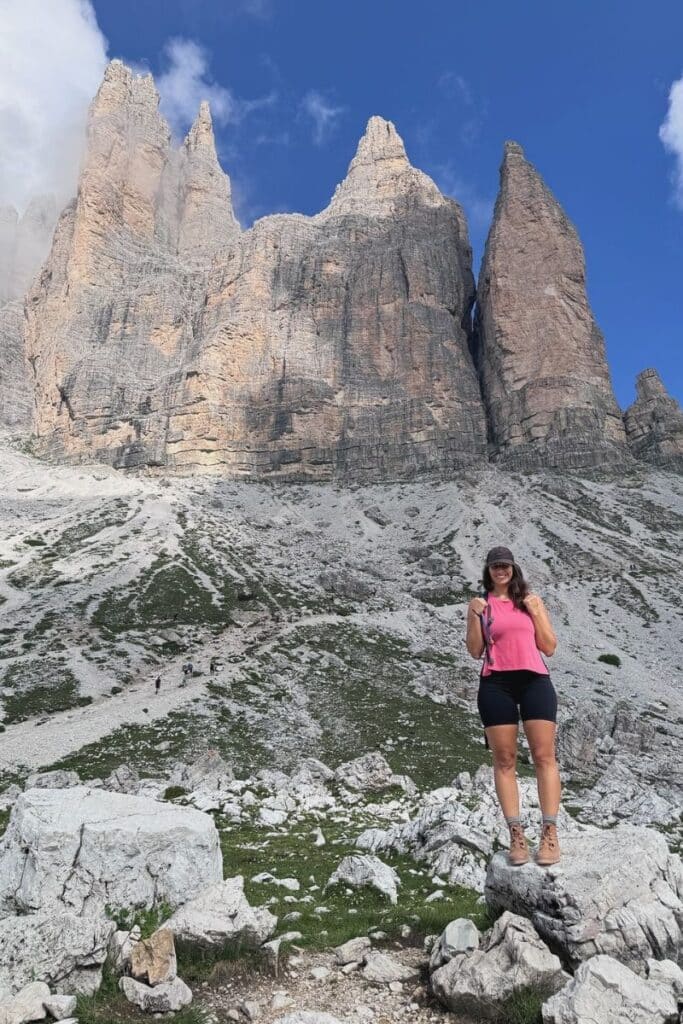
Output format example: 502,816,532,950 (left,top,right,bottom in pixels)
474,141,628,470
22,60,486,479
623,368,683,470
